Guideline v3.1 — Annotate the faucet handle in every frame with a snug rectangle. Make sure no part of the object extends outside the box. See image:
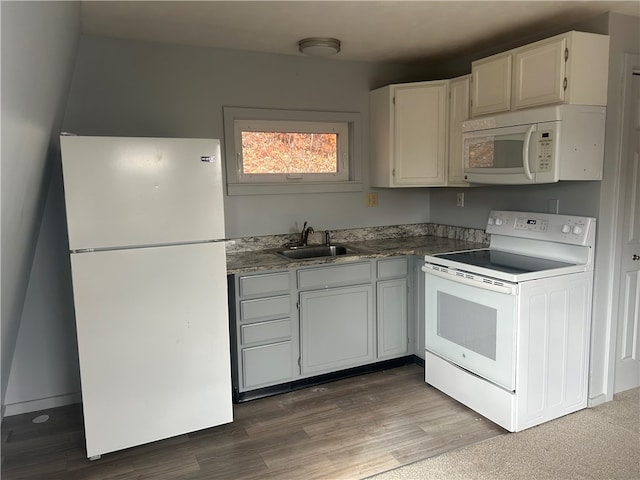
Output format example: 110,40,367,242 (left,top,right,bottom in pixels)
324,230,331,246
